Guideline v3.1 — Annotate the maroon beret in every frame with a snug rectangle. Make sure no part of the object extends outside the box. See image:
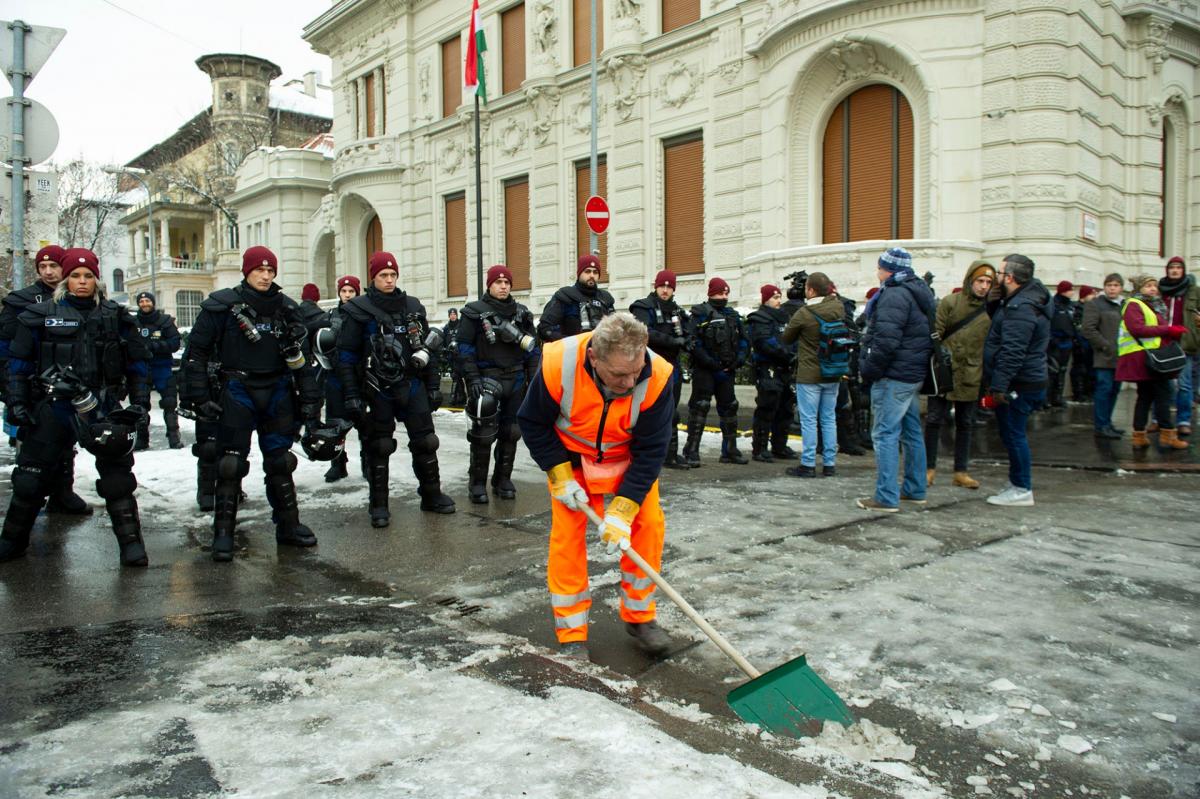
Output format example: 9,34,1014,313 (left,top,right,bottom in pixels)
301,283,320,302
760,284,781,305
242,246,278,276
707,277,730,297
654,270,676,290
336,275,361,295
35,245,66,266
369,251,399,281
61,248,100,278
487,264,514,288
577,253,601,277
